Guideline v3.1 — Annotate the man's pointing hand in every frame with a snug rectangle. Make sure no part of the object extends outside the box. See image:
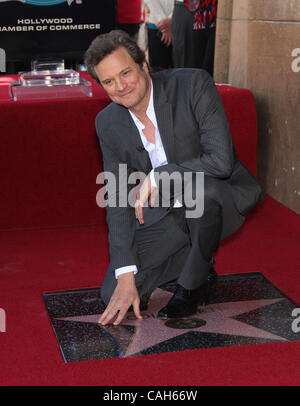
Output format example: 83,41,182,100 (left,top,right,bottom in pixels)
135,173,159,224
